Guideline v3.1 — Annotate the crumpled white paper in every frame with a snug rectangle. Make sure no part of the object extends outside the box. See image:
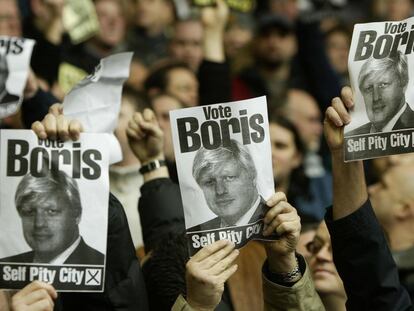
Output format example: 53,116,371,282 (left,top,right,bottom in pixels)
63,52,133,164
